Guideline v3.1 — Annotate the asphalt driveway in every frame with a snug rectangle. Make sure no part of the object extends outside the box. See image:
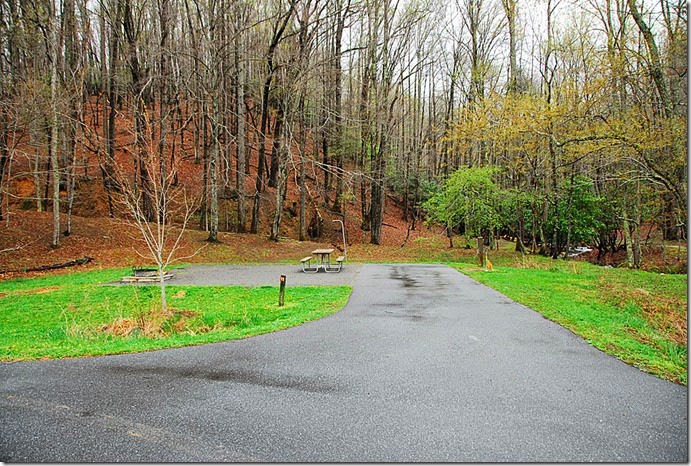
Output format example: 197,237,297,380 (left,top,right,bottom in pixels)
0,264,687,461
166,263,363,286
